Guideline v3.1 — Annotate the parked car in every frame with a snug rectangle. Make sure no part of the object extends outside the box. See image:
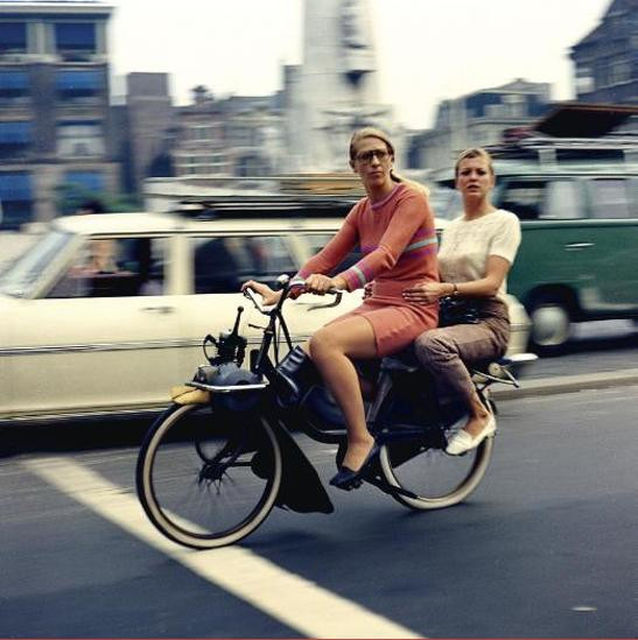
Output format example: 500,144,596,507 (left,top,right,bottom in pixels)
435,138,638,353
0,203,531,421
